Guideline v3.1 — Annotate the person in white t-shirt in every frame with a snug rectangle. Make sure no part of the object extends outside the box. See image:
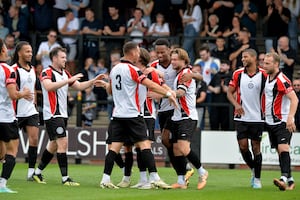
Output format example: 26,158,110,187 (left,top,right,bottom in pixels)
169,48,208,190
0,39,32,193
147,13,170,37
263,52,297,191
11,41,39,181
127,7,148,45
57,9,79,74
36,29,61,69
227,49,267,189
32,47,101,186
